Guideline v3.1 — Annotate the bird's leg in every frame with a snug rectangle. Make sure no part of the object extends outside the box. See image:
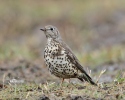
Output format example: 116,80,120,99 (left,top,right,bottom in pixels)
69,78,71,83
60,78,64,87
